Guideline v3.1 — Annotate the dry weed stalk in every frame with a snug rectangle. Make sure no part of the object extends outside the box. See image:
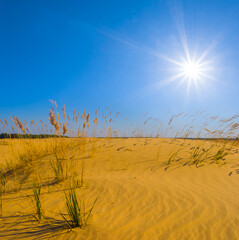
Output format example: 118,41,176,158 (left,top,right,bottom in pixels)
49,109,59,134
